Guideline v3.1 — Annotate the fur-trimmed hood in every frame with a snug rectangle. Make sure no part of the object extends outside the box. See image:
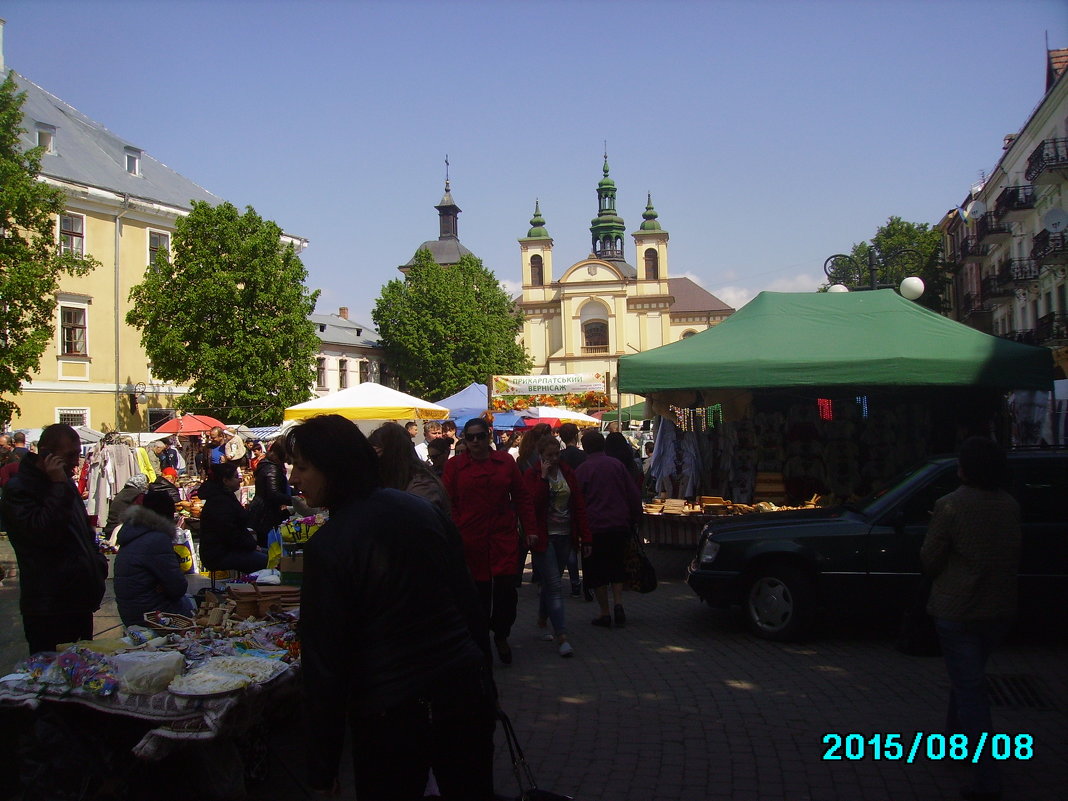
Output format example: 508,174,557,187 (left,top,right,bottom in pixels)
117,504,177,547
